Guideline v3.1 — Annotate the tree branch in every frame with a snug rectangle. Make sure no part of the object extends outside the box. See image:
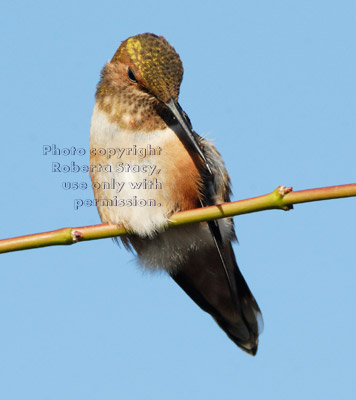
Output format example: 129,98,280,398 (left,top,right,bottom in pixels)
1,183,355,254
